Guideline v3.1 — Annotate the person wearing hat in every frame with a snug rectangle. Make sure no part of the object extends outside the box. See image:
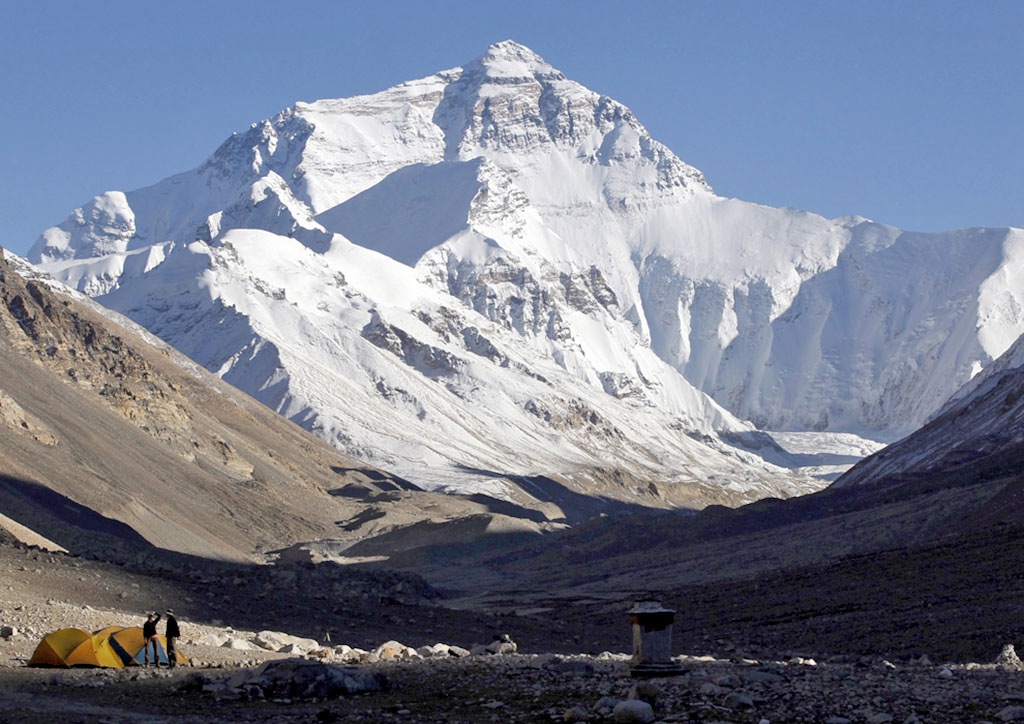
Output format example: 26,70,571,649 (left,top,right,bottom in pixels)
164,609,180,667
